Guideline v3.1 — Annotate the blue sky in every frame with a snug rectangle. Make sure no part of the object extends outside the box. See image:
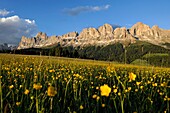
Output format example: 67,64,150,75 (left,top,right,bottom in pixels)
0,0,170,44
